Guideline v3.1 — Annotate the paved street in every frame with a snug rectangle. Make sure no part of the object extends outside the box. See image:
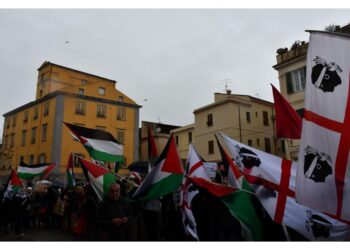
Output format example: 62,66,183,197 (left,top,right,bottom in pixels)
0,227,83,241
